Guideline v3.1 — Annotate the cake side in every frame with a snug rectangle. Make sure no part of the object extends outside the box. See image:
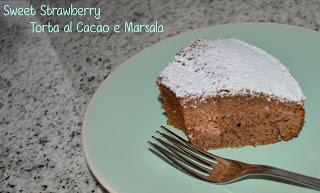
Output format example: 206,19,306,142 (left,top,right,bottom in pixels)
157,81,305,150
180,94,305,150
157,78,186,131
